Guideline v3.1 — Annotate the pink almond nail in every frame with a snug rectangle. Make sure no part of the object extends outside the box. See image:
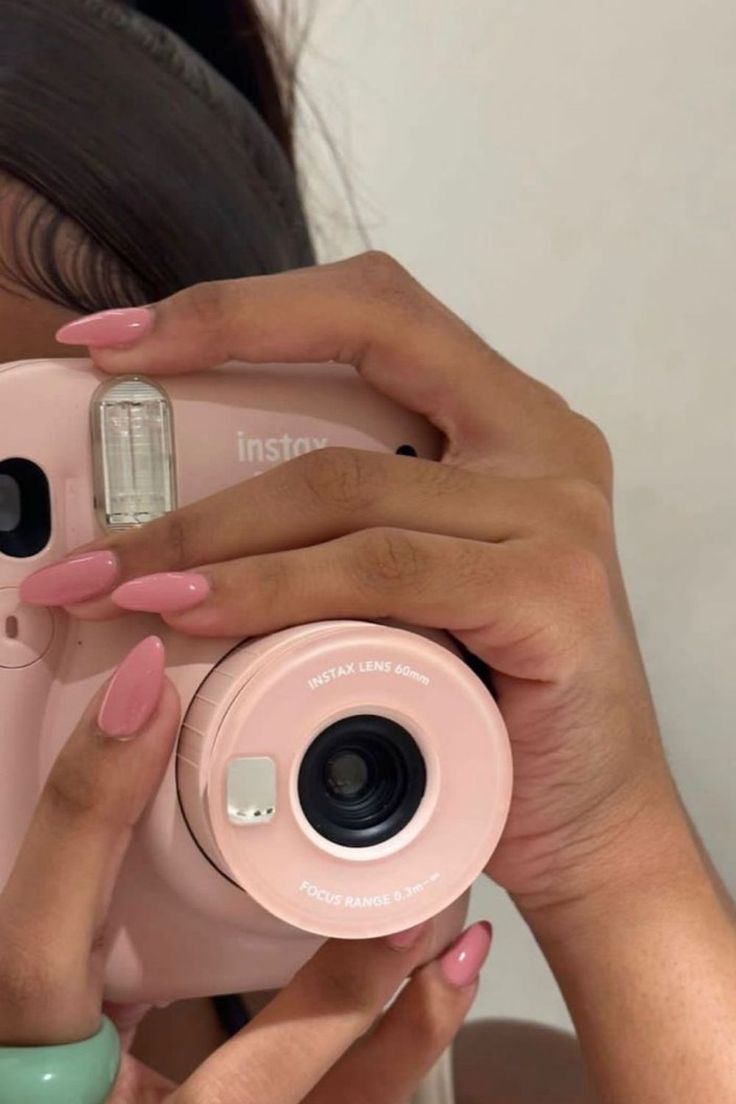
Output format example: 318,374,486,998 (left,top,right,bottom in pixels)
20,550,120,606
440,921,492,988
97,636,166,738
55,306,153,347
112,573,211,614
